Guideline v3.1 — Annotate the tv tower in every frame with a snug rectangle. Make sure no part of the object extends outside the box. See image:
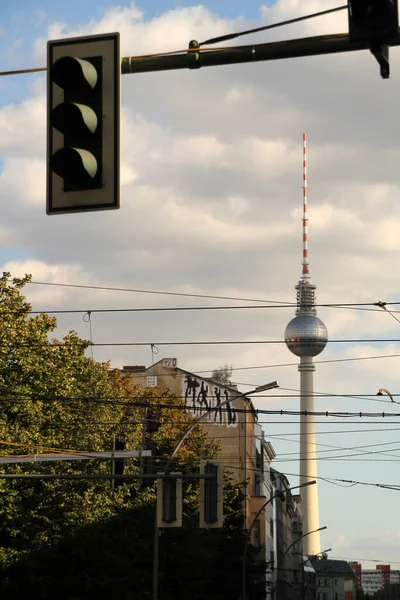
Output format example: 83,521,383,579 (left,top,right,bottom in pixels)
284,133,328,556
